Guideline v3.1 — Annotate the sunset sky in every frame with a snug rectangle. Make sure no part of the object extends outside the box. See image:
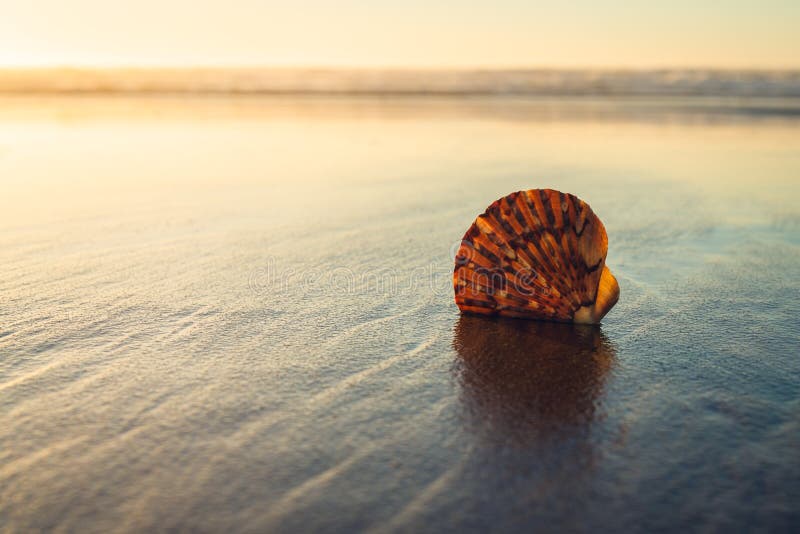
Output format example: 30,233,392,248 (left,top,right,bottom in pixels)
1,0,798,68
